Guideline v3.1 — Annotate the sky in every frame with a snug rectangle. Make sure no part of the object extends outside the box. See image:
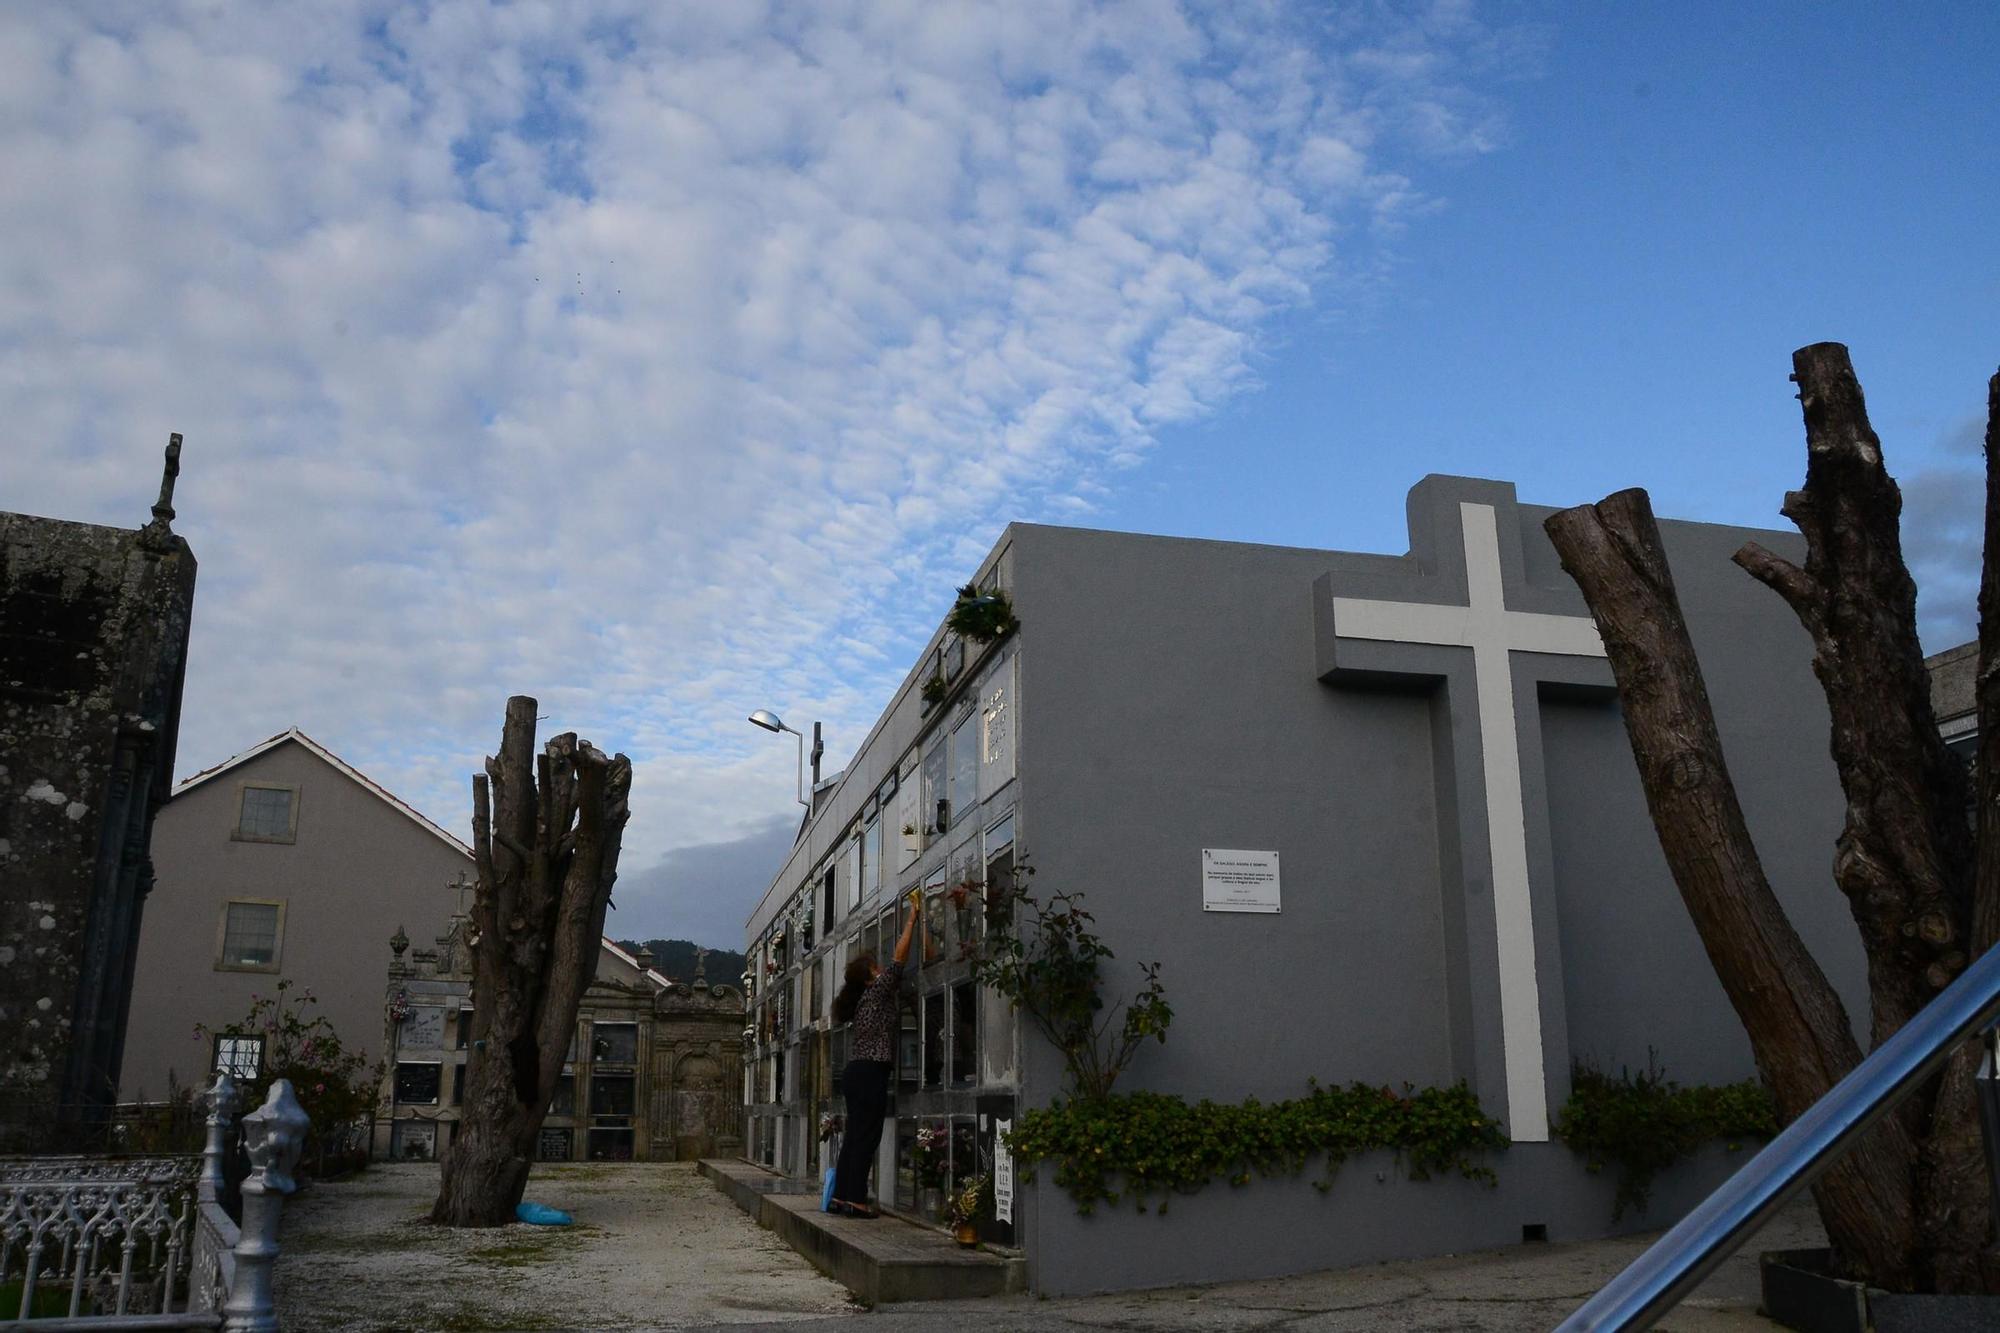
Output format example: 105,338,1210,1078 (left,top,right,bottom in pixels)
4,2,1996,951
